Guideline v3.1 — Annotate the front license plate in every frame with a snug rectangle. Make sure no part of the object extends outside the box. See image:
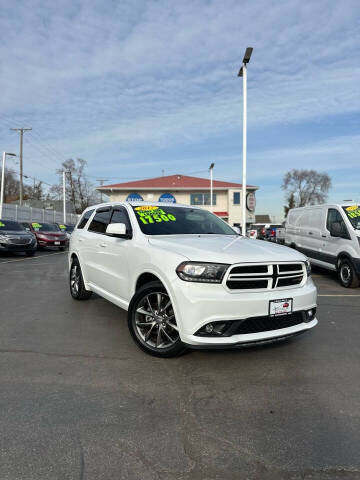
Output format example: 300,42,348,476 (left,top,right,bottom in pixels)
269,298,293,316
54,241,60,245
